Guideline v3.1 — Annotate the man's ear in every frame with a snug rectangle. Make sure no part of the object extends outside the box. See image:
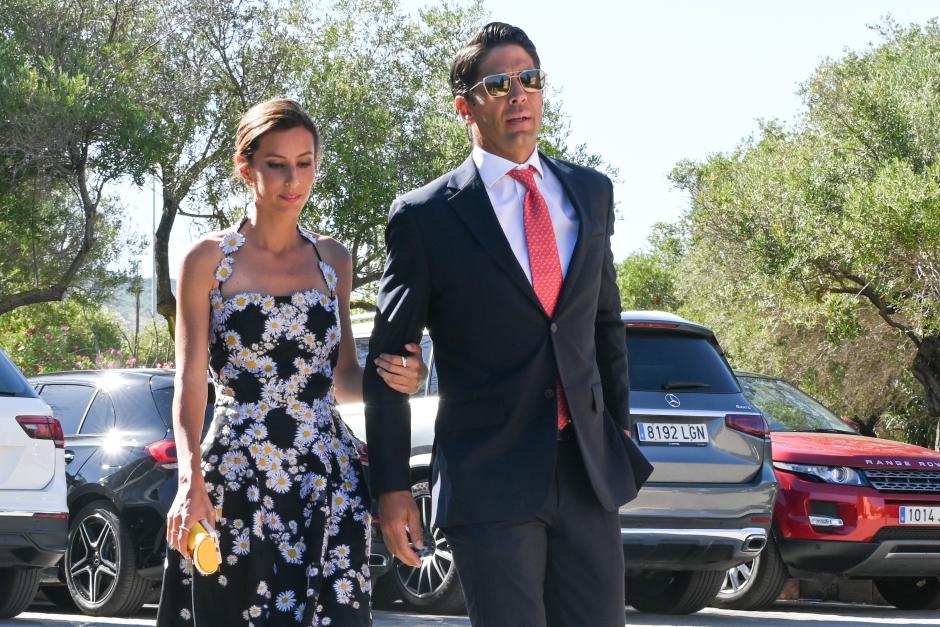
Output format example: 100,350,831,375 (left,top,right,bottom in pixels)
454,95,475,125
